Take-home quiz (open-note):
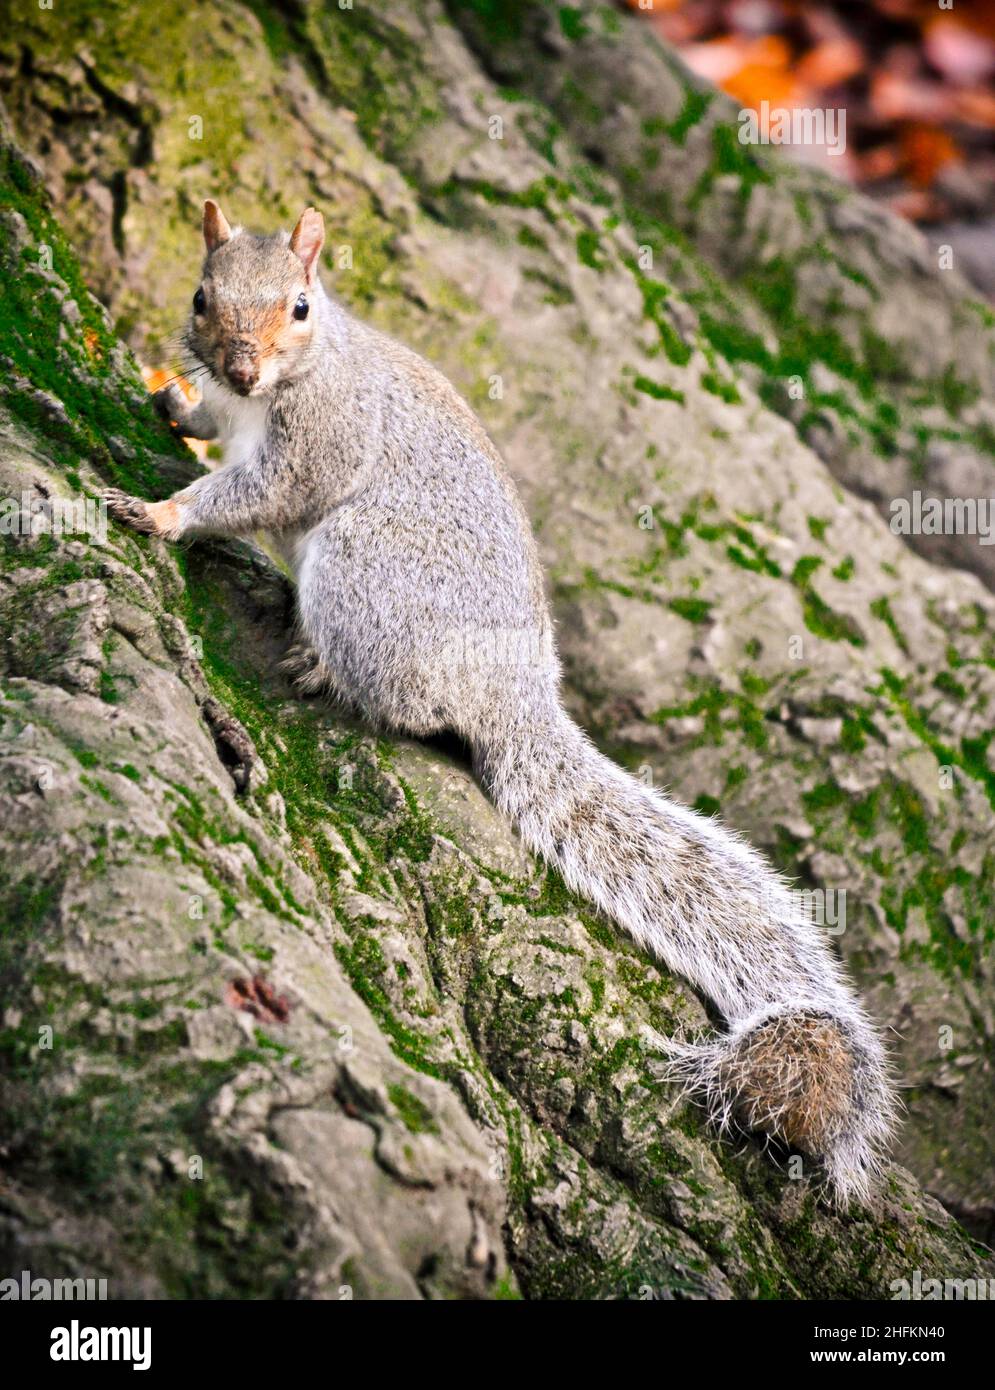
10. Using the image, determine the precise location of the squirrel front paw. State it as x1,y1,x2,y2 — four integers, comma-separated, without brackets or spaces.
152,383,218,442
103,487,156,534
153,383,192,434
103,488,182,539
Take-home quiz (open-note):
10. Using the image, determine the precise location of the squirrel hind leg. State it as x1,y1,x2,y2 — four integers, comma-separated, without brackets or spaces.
664,1007,897,1206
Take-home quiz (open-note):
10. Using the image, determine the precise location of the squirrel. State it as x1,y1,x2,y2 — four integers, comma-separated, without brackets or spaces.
104,201,898,1204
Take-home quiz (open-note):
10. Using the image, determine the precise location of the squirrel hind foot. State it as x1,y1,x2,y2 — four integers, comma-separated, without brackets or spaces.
280,641,335,693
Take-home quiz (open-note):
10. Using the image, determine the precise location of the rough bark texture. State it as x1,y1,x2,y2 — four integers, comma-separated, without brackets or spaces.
0,0,993,1298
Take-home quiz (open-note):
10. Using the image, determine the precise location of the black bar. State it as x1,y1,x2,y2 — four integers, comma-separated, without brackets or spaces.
0,1297,985,1376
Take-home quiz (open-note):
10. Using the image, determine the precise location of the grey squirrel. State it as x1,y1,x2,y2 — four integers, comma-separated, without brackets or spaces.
104,201,898,1203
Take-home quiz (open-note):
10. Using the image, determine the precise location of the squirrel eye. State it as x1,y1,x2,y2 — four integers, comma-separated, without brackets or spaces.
293,294,309,321
192,286,206,315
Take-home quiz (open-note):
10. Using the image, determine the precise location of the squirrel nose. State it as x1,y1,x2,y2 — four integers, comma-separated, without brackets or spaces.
224,351,259,394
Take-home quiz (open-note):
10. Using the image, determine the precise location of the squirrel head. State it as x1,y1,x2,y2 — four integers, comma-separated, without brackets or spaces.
185,200,325,397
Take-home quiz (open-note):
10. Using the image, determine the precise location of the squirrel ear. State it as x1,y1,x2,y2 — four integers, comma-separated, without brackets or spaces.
290,207,325,286
203,200,232,253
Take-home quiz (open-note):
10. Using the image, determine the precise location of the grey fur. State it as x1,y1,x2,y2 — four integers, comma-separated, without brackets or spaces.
105,210,899,1203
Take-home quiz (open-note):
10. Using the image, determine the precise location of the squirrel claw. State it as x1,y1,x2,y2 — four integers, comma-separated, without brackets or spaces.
103,487,156,535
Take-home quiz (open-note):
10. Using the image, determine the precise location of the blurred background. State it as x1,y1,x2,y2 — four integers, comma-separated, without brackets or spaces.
631,0,995,295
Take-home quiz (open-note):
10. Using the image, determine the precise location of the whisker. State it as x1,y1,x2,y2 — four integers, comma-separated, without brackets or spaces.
149,367,211,392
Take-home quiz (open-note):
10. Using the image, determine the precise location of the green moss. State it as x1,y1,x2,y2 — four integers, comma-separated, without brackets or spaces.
878,667,995,811
633,374,684,404
790,557,865,646
572,225,603,268
517,225,547,251
802,780,846,814
557,7,589,41
869,596,909,655
388,1082,441,1135
651,682,770,752
725,533,777,577
689,123,774,211
626,264,694,367
669,595,712,624
646,87,714,148
0,141,186,497
447,0,530,44
523,266,574,305
933,670,967,702
701,370,741,404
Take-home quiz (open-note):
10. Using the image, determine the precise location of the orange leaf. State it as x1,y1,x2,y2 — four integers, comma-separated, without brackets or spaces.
720,36,800,110
724,65,800,110
858,145,901,182
795,38,864,90
954,88,995,130
899,124,961,189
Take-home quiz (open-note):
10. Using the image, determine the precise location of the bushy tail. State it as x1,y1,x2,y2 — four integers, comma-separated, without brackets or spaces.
474,702,898,1204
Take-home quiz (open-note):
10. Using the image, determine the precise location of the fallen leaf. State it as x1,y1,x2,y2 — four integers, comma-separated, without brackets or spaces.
899,124,962,188
796,37,864,89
